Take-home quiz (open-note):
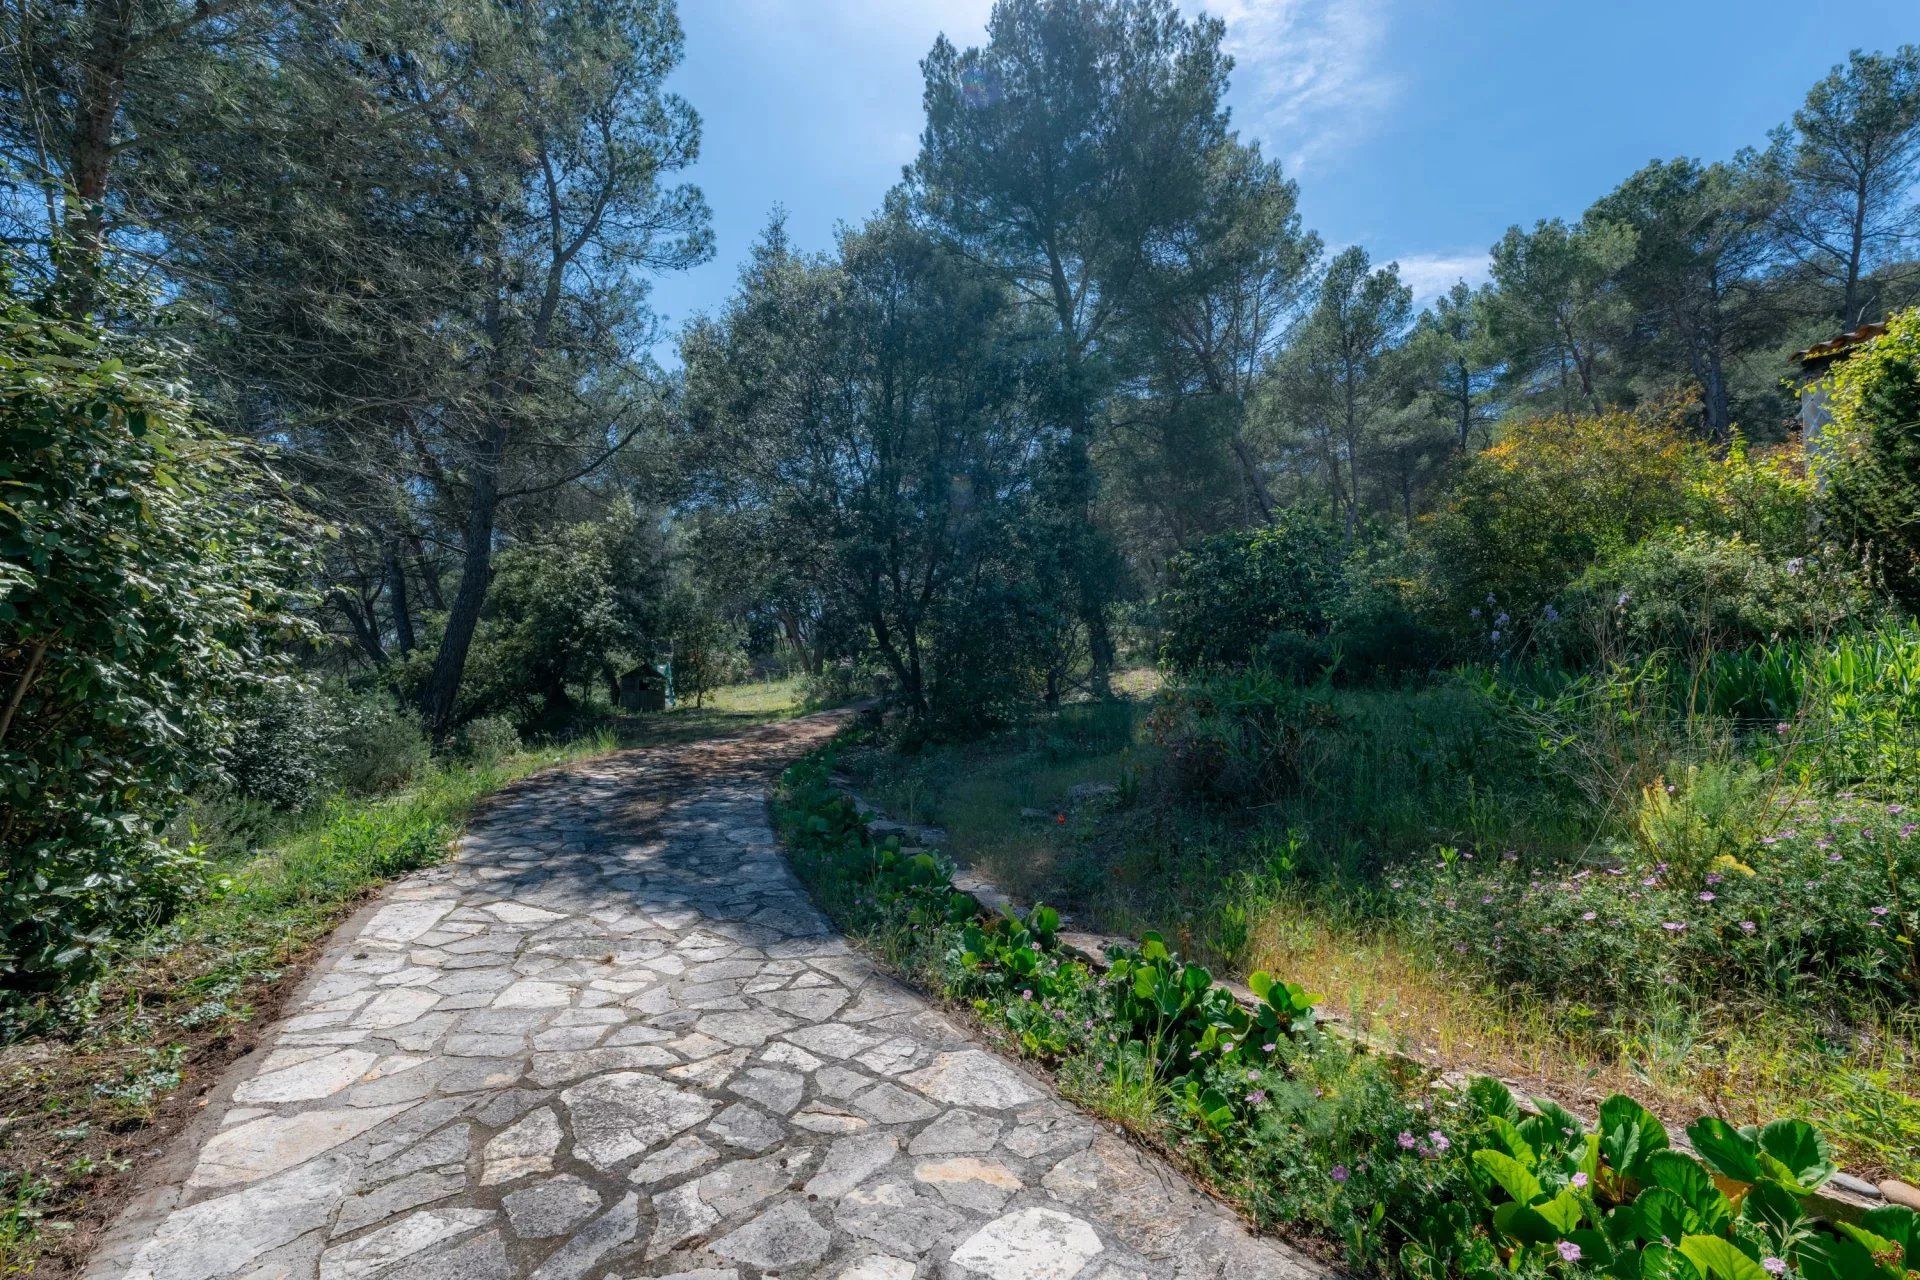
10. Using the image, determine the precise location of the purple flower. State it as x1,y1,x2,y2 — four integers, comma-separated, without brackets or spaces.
1428,1130,1451,1153
1245,1090,1267,1105
1397,1130,1418,1150
1739,920,1757,934
1262,1042,1277,1054
1663,921,1686,933
1698,891,1717,903
1904,824,1917,839
1889,804,1905,816
1762,1259,1788,1277
1572,1171,1589,1188
1559,1241,1583,1263
1775,722,1790,735
1330,1164,1349,1183
1581,911,1598,922
1871,905,1891,916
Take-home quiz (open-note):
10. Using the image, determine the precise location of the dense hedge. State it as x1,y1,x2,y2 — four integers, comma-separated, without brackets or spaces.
0,272,310,1015
777,751,1918,1280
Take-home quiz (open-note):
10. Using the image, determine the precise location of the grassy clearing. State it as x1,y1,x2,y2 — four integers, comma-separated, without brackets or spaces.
608,675,812,747
841,684,1920,1184
0,677,807,1279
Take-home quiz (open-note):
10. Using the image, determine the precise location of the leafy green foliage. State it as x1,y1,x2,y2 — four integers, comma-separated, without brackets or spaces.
0,270,310,1018
1822,307,1920,609
1557,529,1874,659
1155,512,1348,673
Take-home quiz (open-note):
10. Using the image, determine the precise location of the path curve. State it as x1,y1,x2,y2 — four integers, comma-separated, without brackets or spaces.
86,715,1327,1280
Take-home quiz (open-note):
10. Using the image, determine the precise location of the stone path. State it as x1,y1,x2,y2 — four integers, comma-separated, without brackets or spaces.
87,717,1328,1280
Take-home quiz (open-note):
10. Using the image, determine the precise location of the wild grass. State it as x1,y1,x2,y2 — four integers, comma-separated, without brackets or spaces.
842,671,1920,1183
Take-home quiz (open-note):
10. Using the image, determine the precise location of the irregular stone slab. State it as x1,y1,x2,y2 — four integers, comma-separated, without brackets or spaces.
833,1180,962,1255
336,1167,468,1235
949,1206,1106,1280
126,1155,351,1280
902,1050,1041,1110
361,900,454,944
562,1072,716,1169
709,1201,832,1271
501,1175,602,1239
628,1134,719,1186
480,1107,563,1186
390,1227,512,1280
707,1102,786,1153
804,1133,898,1199
647,1182,717,1258
726,1067,803,1114
318,1207,494,1280
231,1048,377,1105
909,1109,1003,1156
915,1156,1023,1212
190,1104,409,1190
836,1259,918,1280
526,1045,678,1087
525,1191,638,1280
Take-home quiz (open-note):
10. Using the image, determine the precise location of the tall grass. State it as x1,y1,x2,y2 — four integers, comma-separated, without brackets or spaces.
843,625,1920,1179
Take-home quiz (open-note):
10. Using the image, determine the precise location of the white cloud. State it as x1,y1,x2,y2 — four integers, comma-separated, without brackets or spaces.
1388,250,1491,307
1191,0,1396,173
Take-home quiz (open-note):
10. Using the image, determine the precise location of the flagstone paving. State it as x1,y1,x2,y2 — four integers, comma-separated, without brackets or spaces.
86,717,1328,1280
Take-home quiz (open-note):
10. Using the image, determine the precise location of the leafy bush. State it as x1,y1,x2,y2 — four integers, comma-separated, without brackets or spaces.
0,269,310,1011
1556,529,1874,659
1156,511,1348,673
1684,434,1819,557
220,679,333,812
323,689,431,795
1148,667,1341,804
461,514,639,723
1819,306,1920,609
458,715,522,763
1399,793,1919,1007
1417,409,1702,645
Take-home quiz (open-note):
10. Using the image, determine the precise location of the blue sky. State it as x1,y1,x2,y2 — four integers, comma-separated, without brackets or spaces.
646,0,1918,355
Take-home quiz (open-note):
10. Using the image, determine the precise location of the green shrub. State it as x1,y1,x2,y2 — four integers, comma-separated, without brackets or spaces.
1819,306,1920,609
1156,511,1348,673
458,715,522,764
1399,792,1920,1008
1416,409,1702,647
0,268,310,1012
1147,668,1341,804
324,690,430,795
220,679,333,812
1556,529,1873,659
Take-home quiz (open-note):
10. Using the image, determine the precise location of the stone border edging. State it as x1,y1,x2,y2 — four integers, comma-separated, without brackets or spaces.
827,778,1895,1224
